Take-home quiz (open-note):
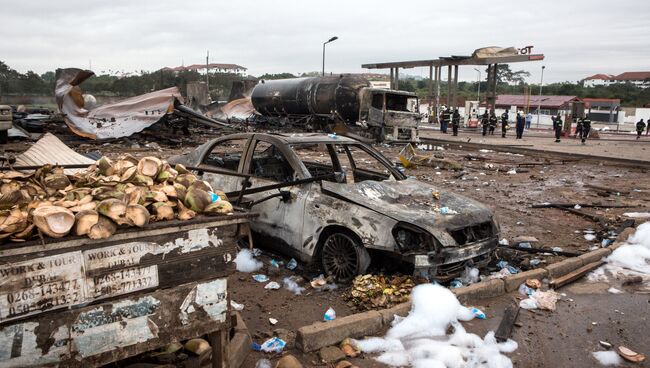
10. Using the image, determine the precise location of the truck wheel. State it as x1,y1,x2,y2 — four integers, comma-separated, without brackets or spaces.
0,130,7,144
321,232,370,282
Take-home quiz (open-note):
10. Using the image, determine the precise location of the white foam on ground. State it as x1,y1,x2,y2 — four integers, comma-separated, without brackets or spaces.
354,284,517,367
233,249,263,272
282,277,305,295
584,234,597,241
592,351,623,366
588,222,650,291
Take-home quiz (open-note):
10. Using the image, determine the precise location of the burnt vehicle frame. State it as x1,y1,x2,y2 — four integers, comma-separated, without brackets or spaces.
170,133,499,281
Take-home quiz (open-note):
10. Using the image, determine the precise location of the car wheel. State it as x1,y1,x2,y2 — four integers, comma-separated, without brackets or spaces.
321,232,370,282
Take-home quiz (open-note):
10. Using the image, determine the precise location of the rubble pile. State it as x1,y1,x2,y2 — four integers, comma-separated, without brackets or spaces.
0,155,232,242
345,274,414,311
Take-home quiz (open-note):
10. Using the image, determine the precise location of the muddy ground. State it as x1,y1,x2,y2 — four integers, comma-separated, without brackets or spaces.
4,125,650,367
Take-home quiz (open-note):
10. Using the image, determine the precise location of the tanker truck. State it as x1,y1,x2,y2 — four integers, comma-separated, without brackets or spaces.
249,75,420,142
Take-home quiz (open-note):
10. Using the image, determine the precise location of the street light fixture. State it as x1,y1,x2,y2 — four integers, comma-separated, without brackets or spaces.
536,65,545,128
322,36,338,76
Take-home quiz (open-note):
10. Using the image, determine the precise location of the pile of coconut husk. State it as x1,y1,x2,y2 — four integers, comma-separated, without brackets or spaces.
345,274,414,311
0,155,233,242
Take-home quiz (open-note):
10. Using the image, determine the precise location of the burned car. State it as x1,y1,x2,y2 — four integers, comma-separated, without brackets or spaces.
169,133,498,281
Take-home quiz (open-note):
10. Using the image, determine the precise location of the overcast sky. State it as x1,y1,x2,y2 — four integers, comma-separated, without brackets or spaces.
3,0,649,84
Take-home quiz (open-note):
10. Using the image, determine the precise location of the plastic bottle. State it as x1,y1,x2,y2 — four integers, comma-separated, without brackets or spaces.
324,307,336,321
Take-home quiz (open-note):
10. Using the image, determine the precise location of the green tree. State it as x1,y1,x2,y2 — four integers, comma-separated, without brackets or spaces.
486,64,531,85
258,73,296,80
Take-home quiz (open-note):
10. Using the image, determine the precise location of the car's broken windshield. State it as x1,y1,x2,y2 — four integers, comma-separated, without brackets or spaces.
291,143,400,183
385,94,418,113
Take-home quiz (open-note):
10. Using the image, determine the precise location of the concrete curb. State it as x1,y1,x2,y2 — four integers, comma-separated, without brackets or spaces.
295,245,618,353
228,312,252,368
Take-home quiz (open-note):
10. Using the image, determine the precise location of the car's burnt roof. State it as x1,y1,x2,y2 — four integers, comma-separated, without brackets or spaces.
233,132,359,144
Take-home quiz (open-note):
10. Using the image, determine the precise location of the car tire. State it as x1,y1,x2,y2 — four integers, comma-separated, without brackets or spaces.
320,232,370,282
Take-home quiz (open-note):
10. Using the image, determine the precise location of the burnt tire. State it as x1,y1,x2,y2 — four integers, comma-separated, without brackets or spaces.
320,232,370,282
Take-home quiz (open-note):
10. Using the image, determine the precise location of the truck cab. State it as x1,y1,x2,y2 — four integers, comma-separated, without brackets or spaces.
359,89,420,141
0,105,13,144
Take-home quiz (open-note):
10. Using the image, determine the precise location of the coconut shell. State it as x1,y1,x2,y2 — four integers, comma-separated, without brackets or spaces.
120,153,139,165
1,181,22,195
121,166,138,182
75,210,100,236
0,191,28,210
145,191,168,203
184,188,211,213
32,206,75,238
175,173,197,189
126,204,150,227
189,180,214,193
137,157,163,177
177,200,196,221
160,185,177,198
204,200,233,215
69,201,97,213
112,160,135,176
175,163,189,174
173,183,187,202
132,174,154,186
96,199,128,225
88,216,117,239
97,157,114,176
151,202,174,221
0,208,28,234
184,338,210,355
12,223,35,240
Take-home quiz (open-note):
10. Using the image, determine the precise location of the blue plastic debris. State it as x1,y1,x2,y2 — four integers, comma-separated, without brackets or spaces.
471,307,486,319
253,274,269,282
286,258,297,270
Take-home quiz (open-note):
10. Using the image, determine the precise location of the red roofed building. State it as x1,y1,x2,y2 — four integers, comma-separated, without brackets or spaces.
583,74,614,87
583,71,650,88
495,95,581,115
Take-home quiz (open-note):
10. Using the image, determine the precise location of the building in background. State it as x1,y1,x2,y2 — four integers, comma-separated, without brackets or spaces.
583,71,650,88
494,95,580,116
583,98,620,123
163,63,247,76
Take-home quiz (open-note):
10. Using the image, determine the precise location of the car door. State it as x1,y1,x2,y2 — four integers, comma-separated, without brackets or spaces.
196,137,251,195
242,137,311,256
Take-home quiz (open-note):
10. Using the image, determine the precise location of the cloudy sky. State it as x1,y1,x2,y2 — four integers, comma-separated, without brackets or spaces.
3,0,649,83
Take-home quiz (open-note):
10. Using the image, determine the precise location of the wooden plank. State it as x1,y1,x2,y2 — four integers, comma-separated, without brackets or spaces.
209,329,228,368
550,261,605,289
495,303,520,342
0,223,240,324
0,278,229,367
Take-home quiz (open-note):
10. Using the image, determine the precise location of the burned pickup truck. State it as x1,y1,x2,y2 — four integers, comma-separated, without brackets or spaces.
170,133,498,281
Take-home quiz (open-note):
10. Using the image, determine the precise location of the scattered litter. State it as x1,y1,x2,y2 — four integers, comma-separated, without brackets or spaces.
622,212,650,219
525,279,542,289
608,287,623,294
270,259,281,268
479,149,494,153
324,307,337,321
516,221,524,226
530,259,542,267
518,283,535,297
499,238,509,246
450,280,463,288
585,234,597,241
574,204,582,209
234,249,263,273
283,277,305,295
599,341,613,349
269,318,278,325
310,274,327,288
286,258,298,270
264,281,281,290
520,290,560,311
346,274,413,310
519,298,538,310
251,342,262,351
340,338,361,358
460,267,480,285
552,247,563,252
470,307,486,319
255,358,272,368
230,300,244,311
260,337,286,353
253,274,269,283
507,169,517,175
519,242,532,248
252,248,262,256
617,346,646,363
353,284,518,367
437,206,458,215
592,351,623,366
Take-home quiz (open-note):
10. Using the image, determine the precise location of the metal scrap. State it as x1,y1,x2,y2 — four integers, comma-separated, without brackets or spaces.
345,274,414,311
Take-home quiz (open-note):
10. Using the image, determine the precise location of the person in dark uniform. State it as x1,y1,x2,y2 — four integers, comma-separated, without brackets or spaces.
443,108,452,134
574,116,583,140
500,110,509,138
451,109,461,136
481,111,489,136
553,114,563,142
637,119,647,139
515,112,525,139
488,112,498,135
580,114,591,144
439,109,445,132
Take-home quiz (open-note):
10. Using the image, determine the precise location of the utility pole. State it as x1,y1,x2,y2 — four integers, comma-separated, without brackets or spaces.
322,36,338,76
536,65,545,128
473,68,481,106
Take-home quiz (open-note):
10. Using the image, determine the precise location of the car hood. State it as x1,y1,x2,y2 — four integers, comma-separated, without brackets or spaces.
320,178,494,233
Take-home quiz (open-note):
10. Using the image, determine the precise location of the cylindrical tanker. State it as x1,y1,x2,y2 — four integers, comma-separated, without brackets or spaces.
250,75,371,124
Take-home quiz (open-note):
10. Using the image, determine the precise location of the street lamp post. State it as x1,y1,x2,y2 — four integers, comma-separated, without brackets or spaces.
536,65,545,128
473,68,481,107
322,36,338,76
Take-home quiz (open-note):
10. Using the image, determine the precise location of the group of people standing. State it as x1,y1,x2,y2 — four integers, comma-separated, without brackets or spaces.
477,109,532,139
438,108,462,136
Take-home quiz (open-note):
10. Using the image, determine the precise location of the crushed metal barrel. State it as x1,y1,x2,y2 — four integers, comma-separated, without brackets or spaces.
345,274,414,311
